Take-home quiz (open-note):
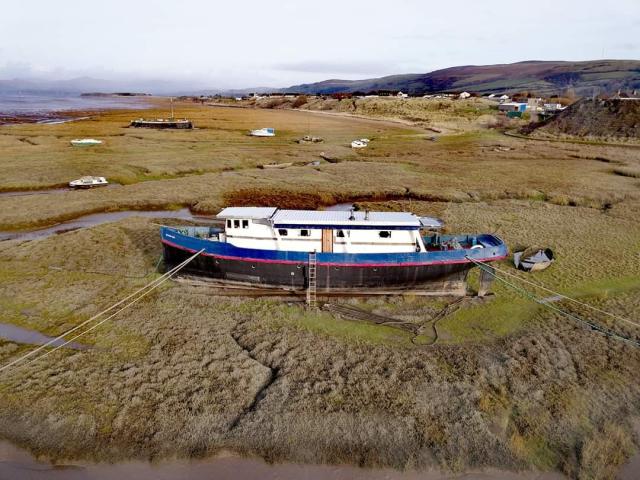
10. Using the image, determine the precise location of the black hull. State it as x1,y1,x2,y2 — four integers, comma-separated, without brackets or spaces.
163,244,471,292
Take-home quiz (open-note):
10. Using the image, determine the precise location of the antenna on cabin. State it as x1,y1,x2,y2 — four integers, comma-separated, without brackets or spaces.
364,209,370,220
349,208,355,221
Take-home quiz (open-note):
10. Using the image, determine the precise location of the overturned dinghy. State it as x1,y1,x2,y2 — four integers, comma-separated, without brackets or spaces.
514,247,554,272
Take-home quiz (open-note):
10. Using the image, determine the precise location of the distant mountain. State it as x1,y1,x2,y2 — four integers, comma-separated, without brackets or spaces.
283,60,640,96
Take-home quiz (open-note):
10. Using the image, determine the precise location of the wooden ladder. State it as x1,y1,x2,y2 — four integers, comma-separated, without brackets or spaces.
307,251,317,309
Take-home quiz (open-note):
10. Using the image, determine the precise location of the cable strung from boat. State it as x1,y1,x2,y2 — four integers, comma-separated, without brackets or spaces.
466,256,640,348
0,249,204,375
472,259,639,328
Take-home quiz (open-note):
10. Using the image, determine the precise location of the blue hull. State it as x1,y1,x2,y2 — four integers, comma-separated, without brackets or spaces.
161,227,508,290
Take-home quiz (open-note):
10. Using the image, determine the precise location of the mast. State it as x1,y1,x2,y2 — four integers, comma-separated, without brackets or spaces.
170,97,174,120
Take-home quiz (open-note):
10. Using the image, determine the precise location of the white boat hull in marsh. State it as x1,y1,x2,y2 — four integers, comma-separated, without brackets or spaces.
69,176,109,188
70,138,102,146
250,128,275,137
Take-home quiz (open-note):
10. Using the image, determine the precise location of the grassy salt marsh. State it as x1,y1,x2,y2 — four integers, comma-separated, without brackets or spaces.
0,100,639,479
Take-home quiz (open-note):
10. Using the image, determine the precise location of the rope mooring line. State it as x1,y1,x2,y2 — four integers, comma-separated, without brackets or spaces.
471,257,639,328
0,249,204,375
467,256,640,348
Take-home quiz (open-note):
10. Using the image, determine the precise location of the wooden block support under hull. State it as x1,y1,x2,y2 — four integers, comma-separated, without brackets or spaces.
174,275,468,297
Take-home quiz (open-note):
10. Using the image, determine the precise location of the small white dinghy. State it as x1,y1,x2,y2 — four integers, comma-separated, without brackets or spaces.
69,176,109,189
351,138,370,148
250,128,275,137
70,138,103,146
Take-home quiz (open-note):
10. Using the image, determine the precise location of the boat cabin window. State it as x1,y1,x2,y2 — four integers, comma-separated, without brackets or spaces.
300,229,310,237
226,219,232,228
233,220,240,228
379,231,391,238
242,220,249,229
278,229,288,236
336,230,345,238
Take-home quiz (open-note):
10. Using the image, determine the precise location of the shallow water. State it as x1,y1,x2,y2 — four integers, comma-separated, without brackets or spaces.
0,323,87,350
0,441,568,480
0,208,218,242
0,184,120,199
0,93,150,117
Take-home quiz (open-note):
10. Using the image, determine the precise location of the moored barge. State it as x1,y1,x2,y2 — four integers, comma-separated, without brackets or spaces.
161,207,508,293
130,118,193,129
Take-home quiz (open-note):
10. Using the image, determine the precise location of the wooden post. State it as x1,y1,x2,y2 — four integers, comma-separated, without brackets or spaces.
478,265,495,297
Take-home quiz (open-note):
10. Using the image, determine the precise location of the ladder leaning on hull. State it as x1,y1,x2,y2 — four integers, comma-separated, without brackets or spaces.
307,251,317,308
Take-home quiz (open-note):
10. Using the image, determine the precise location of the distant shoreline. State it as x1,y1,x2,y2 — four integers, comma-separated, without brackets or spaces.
0,92,154,125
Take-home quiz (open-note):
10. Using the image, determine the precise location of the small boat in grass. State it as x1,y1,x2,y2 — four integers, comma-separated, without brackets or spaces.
130,97,193,129
161,207,508,292
260,162,293,169
351,139,369,148
250,128,275,137
69,176,109,188
70,138,102,146
130,118,193,129
514,247,554,272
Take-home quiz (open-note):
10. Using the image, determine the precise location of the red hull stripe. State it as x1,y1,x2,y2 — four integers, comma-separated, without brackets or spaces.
162,239,507,267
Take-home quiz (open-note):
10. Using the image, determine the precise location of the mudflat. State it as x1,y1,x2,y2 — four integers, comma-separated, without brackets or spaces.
0,100,638,479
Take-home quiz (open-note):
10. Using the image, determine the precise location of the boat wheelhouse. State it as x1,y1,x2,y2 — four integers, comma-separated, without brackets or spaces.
161,207,508,293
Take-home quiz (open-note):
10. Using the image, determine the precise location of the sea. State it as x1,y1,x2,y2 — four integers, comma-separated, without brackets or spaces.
0,92,151,122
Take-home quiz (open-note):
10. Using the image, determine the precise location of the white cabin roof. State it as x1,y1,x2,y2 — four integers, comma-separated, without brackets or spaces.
216,207,442,229
273,210,421,227
217,207,277,219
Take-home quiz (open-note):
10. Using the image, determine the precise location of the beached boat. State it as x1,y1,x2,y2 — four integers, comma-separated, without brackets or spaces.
161,207,508,292
70,138,102,146
250,128,275,137
260,162,293,169
351,139,369,148
514,247,554,272
69,176,109,188
130,118,193,129
129,97,193,129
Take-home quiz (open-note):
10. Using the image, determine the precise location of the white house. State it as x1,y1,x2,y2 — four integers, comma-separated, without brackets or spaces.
459,91,471,99
397,91,409,99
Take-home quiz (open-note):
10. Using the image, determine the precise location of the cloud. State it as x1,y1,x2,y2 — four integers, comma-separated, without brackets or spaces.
271,60,400,76
616,42,639,51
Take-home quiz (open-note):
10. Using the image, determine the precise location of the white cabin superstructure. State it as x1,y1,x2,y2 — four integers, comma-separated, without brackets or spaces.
216,207,442,254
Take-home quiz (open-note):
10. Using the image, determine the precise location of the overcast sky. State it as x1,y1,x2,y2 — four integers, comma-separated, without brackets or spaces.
1,0,639,89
